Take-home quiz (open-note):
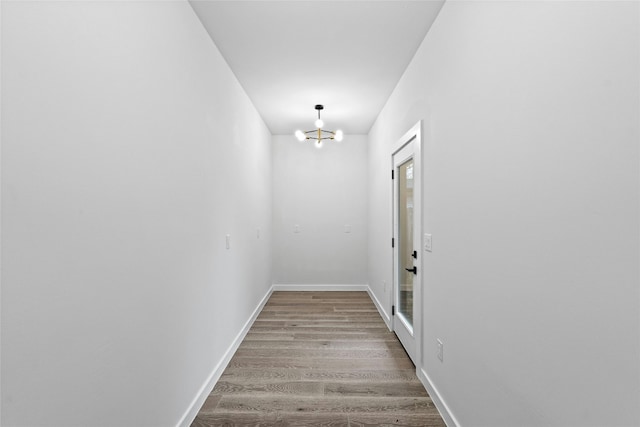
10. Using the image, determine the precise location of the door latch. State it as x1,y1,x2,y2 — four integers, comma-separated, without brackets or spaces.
404,266,417,275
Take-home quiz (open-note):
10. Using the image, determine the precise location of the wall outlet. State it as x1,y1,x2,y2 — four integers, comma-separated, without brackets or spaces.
294,224,300,233
257,228,260,239
344,224,352,233
437,339,444,362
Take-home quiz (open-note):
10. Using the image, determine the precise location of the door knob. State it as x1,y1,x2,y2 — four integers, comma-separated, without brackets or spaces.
404,266,417,275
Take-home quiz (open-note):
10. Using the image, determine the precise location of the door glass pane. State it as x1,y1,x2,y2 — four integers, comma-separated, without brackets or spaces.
398,159,414,327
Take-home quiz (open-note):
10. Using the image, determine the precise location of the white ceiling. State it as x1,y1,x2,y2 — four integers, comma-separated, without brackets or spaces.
189,0,445,135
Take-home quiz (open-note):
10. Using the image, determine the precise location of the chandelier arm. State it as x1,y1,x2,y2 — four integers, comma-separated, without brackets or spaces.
303,129,335,135
303,136,335,141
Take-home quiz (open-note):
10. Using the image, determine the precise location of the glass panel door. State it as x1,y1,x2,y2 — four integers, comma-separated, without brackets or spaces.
392,123,421,366
397,158,414,329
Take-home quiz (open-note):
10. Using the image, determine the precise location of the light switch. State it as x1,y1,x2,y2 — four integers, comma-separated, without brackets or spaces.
226,234,231,249
424,233,432,252
294,224,300,233
344,224,352,233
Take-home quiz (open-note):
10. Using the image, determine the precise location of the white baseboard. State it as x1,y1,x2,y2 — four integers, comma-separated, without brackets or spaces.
418,367,460,427
272,284,369,291
367,286,392,331
176,286,274,427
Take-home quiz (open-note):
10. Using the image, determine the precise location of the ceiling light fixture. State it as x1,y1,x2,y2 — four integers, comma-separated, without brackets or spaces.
295,105,343,148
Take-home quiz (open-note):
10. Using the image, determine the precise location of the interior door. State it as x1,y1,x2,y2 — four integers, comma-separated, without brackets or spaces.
393,139,418,364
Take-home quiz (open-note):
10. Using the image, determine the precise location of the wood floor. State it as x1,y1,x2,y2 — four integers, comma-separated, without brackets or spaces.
191,291,445,426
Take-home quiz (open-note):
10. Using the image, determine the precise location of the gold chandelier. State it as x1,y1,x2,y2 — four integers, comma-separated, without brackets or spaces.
295,104,343,148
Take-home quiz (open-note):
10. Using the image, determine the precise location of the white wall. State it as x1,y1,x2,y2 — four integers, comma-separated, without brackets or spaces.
273,135,368,286
368,1,639,426
1,1,272,426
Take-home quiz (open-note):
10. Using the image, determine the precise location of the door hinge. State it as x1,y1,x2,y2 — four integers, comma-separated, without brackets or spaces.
391,170,394,179
392,238,395,248
392,305,395,316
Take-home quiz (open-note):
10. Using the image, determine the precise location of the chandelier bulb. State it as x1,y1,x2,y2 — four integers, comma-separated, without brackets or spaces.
315,119,324,129
295,130,306,141
334,130,344,142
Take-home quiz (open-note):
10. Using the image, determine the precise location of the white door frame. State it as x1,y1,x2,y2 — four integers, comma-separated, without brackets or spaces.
391,121,422,368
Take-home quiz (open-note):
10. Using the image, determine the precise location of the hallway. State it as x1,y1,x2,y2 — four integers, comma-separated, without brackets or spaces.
191,292,445,426
1,1,638,426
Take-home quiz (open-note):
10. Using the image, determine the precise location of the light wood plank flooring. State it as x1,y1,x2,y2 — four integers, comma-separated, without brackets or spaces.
191,291,445,426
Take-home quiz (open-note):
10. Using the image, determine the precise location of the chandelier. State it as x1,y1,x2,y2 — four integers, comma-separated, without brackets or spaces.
295,104,343,148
